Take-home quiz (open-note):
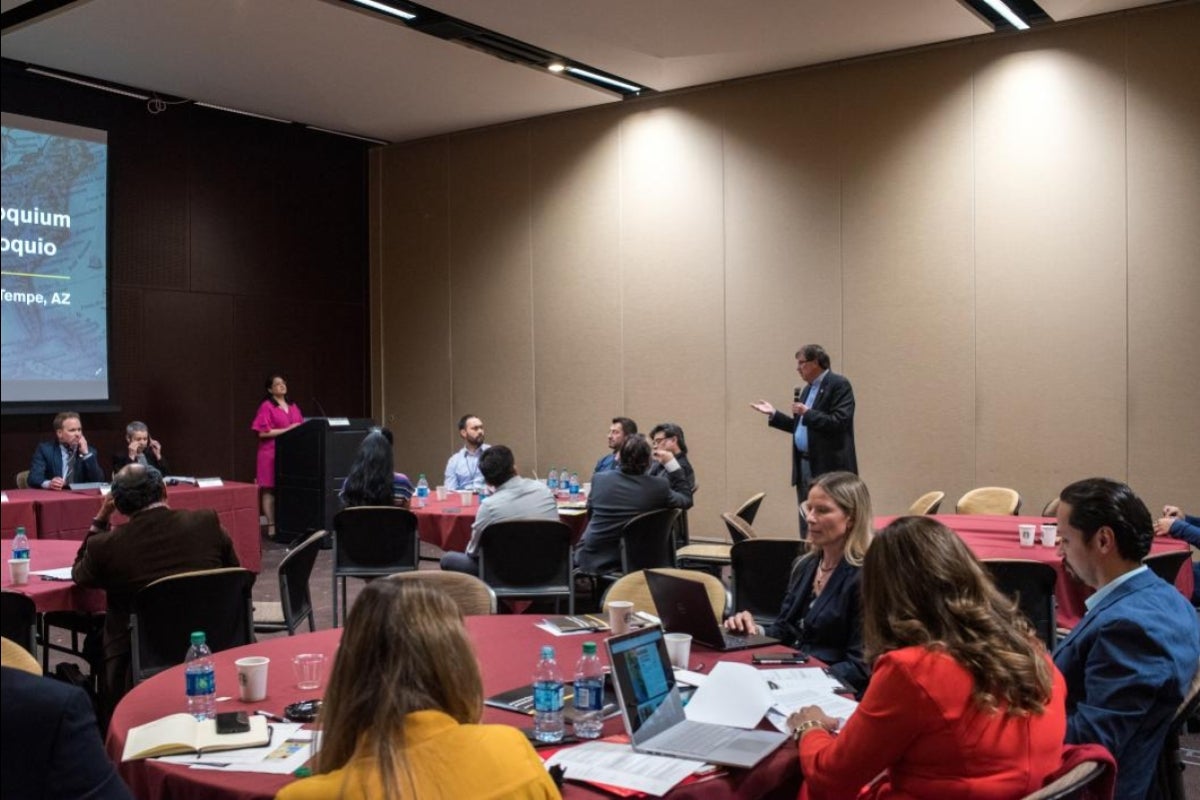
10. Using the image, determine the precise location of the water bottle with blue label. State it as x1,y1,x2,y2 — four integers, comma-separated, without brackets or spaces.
11,526,30,561
416,474,429,507
533,645,565,742
184,631,216,720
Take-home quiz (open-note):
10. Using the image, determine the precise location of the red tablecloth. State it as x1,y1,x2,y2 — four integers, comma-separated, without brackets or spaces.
107,617,800,800
6,483,262,573
0,539,105,614
875,514,1194,629
1,493,39,539
412,495,589,552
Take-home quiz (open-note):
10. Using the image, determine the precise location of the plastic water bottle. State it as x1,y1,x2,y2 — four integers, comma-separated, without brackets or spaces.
557,467,570,497
547,467,559,492
568,472,581,499
533,645,565,743
185,631,216,720
416,474,429,508
11,527,30,560
573,641,605,739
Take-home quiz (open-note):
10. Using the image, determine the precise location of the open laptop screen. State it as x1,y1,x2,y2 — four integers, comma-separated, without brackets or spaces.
607,627,688,743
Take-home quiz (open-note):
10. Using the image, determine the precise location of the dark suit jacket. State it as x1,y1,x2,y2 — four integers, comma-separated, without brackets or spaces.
767,370,857,485
575,468,693,573
0,666,133,800
28,441,105,488
111,450,169,477
648,453,696,507
71,506,239,705
1053,568,1200,800
767,555,868,693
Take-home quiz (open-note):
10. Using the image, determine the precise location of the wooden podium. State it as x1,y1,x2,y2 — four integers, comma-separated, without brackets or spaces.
274,418,374,544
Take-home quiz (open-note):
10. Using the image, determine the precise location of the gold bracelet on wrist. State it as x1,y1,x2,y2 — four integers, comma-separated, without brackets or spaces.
792,719,824,739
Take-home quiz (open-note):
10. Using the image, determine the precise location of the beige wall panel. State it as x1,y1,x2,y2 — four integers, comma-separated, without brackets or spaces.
619,96,727,537
840,48,978,516
528,111,624,479
974,21,1128,510
446,125,538,471
718,73,842,539
376,140,455,481
1126,4,1200,510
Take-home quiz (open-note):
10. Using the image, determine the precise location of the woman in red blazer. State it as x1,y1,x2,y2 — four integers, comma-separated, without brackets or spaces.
789,516,1067,800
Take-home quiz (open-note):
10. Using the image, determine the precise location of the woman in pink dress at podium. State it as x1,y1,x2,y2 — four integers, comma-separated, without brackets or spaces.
250,373,302,538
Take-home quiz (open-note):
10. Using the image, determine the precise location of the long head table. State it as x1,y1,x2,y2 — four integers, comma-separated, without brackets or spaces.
875,513,1193,629
1,483,262,573
107,616,801,800
411,495,589,553
0,538,105,614
1,494,39,539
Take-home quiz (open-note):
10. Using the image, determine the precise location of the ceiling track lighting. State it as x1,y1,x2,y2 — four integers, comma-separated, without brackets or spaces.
959,0,1051,32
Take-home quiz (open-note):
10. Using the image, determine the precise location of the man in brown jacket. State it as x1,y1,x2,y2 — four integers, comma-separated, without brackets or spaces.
72,464,239,714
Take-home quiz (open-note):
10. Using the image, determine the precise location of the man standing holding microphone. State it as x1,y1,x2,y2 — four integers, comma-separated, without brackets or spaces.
751,344,858,537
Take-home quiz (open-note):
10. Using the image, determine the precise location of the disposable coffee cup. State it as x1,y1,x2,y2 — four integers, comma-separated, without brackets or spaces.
1018,524,1037,548
236,656,270,702
664,633,693,670
435,486,448,502
608,601,634,635
459,491,474,507
293,653,325,690
1040,524,1058,548
8,558,30,586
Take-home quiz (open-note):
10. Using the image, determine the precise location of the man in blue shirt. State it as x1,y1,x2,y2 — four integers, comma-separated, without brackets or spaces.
594,417,637,475
444,414,489,490
1053,477,1200,800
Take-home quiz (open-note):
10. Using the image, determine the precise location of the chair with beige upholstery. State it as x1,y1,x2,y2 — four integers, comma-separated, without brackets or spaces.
15,470,29,489
1021,757,1110,800
601,568,729,619
386,570,497,615
676,498,764,570
1041,497,1060,518
1,635,41,675
955,487,1022,515
906,491,945,516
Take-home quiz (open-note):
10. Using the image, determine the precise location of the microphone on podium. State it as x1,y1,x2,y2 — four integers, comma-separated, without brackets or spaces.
312,396,330,418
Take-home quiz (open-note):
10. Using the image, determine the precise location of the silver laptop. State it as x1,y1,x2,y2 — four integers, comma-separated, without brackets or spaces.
604,626,787,768
645,570,778,651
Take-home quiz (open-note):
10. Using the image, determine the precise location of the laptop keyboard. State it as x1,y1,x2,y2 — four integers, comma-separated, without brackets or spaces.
652,720,741,753
722,632,753,648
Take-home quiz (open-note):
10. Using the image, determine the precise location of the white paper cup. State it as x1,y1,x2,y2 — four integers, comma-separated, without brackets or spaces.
608,601,634,635
665,633,693,670
1018,524,1037,548
459,491,474,507
236,656,270,702
8,558,30,586
1040,524,1058,548
293,653,325,690
435,486,448,501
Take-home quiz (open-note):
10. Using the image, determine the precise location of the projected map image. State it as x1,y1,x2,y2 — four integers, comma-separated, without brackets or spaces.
1,113,108,403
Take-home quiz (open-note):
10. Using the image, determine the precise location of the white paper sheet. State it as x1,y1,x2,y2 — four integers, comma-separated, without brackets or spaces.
544,741,702,797
31,567,74,580
155,724,316,774
766,689,860,734
683,662,775,729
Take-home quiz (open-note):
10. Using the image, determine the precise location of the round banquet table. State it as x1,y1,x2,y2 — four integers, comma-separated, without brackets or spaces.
876,514,1193,629
411,494,589,553
107,616,801,800
0,538,105,614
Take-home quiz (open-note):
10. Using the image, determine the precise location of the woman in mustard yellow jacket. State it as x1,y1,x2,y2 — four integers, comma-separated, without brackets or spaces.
277,580,560,800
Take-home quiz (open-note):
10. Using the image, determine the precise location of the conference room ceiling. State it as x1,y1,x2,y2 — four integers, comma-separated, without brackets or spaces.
0,0,1173,144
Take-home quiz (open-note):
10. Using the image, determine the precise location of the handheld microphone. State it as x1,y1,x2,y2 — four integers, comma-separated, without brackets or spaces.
794,387,803,403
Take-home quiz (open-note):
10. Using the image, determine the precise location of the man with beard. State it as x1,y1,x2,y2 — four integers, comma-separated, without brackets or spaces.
444,414,489,490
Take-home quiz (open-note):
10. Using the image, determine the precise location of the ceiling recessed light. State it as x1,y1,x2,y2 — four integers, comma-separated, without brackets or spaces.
547,63,566,73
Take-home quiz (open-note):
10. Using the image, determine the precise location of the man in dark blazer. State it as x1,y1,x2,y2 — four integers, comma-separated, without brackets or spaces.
72,464,239,714
0,665,133,800
751,344,857,536
1052,477,1200,800
28,410,105,489
575,435,693,574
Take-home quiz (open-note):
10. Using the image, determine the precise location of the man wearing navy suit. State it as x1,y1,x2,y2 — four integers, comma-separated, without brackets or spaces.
751,344,857,537
28,411,105,489
1052,477,1200,800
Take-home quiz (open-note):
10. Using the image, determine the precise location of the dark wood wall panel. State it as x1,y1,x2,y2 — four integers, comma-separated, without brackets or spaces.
1,60,371,485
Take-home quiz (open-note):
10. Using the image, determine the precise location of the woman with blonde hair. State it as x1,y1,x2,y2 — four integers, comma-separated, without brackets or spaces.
725,470,873,693
277,580,560,800
789,516,1067,799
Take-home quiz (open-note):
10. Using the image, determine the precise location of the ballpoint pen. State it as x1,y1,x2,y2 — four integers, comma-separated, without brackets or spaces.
256,710,286,722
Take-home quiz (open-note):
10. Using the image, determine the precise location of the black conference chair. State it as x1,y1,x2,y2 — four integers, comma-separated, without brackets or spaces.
983,559,1058,649
676,493,766,572
1,591,38,657
1143,550,1190,587
619,508,682,575
730,539,801,628
130,567,255,684
1153,657,1200,800
478,519,574,614
332,506,420,626
1021,757,1111,800
254,529,328,635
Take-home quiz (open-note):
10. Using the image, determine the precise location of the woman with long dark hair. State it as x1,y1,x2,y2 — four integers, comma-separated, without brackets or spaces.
250,374,302,538
789,516,1066,799
277,580,560,799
